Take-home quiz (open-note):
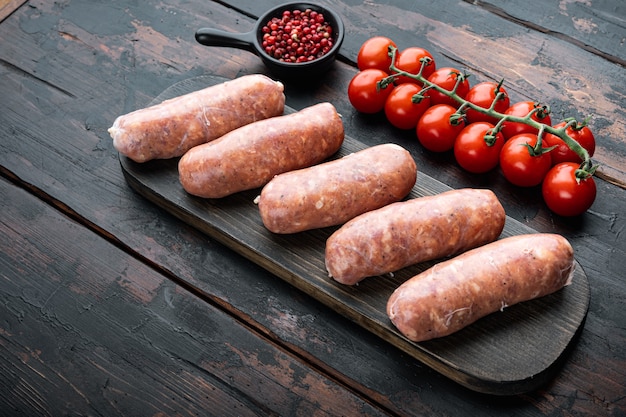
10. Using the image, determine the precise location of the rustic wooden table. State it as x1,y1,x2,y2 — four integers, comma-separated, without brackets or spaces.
1,0,624,415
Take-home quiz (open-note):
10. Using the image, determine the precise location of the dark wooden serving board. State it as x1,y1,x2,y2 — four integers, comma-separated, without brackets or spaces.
118,75,590,396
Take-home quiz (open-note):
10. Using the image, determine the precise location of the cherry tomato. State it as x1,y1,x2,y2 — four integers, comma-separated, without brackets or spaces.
357,36,397,72
499,133,552,187
426,67,470,107
543,121,596,165
394,47,436,85
542,162,596,216
384,83,431,130
453,122,504,173
464,81,510,125
500,101,552,140
416,104,466,152
348,69,394,114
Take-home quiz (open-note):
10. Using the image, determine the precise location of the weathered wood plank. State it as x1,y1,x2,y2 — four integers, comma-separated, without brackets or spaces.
0,177,388,417
468,0,626,66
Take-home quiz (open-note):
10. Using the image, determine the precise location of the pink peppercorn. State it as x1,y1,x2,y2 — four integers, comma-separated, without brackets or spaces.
261,8,334,63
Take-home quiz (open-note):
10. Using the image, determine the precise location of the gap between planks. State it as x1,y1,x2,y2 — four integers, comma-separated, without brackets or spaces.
0,0,26,23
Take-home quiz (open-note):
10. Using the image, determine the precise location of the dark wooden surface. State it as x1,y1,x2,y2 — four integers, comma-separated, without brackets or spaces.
1,0,624,415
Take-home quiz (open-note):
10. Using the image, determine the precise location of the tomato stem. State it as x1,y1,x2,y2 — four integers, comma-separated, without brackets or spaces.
383,45,597,176
483,129,499,147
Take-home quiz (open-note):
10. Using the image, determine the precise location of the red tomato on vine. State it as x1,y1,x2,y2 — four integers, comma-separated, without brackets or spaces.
499,133,552,187
453,122,504,173
348,69,394,114
384,83,431,130
416,104,466,152
542,162,596,216
394,47,436,85
426,67,470,107
500,101,552,140
464,81,510,125
357,36,397,72
543,120,596,165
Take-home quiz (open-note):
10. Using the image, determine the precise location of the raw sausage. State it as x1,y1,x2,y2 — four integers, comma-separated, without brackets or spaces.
179,102,344,198
325,188,505,285
110,74,285,163
386,233,575,342
109,74,285,162
258,143,417,234
178,102,344,198
258,144,416,234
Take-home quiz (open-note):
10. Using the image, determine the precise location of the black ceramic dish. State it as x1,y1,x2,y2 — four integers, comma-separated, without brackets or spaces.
195,2,345,79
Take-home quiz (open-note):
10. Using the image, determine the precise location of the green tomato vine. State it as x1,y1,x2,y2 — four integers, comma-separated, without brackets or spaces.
379,45,597,180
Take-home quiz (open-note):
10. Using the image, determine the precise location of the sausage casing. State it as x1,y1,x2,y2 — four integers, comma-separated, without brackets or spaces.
257,143,417,234
109,74,285,162
325,188,506,285
178,102,344,198
386,233,575,342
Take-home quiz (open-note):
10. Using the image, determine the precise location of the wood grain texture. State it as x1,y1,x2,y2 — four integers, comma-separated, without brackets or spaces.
118,74,590,396
0,177,389,417
1,0,625,415
467,0,626,66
